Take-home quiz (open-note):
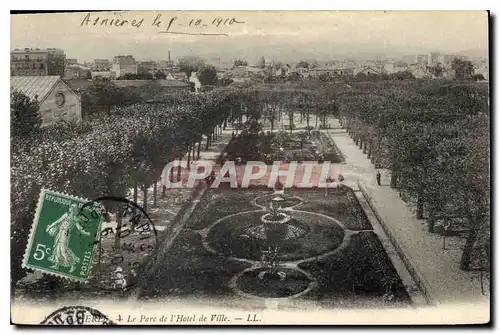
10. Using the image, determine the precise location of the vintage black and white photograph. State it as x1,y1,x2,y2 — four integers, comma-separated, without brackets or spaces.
10,10,490,325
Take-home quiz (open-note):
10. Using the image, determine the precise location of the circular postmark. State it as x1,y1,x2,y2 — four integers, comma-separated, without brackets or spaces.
78,196,158,292
41,306,116,325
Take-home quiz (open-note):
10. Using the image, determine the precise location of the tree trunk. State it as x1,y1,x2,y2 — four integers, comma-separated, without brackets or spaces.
390,171,398,188
416,191,424,219
192,143,196,161
197,141,202,159
187,145,191,169
152,182,157,207
133,182,138,204
460,227,479,270
223,119,227,130
315,114,319,128
205,135,210,150
427,210,436,233
161,184,167,198
114,209,122,250
362,141,367,154
142,185,148,213
177,155,182,181
367,141,373,158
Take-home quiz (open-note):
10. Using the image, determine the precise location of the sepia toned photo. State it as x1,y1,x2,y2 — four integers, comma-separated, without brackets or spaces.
10,10,490,325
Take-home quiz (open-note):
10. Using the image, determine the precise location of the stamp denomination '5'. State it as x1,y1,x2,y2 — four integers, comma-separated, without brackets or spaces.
22,189,103,281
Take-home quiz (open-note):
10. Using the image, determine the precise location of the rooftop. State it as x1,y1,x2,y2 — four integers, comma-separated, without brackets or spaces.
10,76,61,101
11,48,64,54
112,79,189,88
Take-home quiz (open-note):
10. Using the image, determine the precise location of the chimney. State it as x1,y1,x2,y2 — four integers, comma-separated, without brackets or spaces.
168,51,171,63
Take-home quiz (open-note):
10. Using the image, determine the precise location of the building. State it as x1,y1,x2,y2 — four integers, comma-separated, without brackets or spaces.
111,55,138,78
385,61,409,74
157,60,172,73
112,79,191,92
11,47,66,76
410,66,432,79
415,54,429,67
11,76,82,127
189,72,201,92
91,71,113,79
428,52,441,67
64,64,91,80
442,54,456,67
475,64,489,80
166,71,188,81
330,68,354,76
355,67,381,76
92,59,112,71
402,55,416,65
137,61,158,75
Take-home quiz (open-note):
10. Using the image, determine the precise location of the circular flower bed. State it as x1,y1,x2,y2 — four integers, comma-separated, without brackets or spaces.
207,211,345,261
235,267,312,298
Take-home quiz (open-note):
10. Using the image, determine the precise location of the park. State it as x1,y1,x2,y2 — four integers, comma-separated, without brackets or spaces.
11,77,489,309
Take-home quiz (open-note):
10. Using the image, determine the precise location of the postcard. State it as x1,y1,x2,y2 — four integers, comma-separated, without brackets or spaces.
10,10,490,325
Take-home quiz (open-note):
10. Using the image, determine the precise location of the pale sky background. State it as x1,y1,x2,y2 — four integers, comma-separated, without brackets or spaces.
10,11,489,64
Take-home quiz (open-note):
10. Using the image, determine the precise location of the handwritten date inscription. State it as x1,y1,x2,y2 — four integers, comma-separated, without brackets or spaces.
81,13,245,36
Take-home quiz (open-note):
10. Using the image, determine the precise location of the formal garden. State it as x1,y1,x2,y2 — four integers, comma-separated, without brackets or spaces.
11,75,489,302
139,186,411,308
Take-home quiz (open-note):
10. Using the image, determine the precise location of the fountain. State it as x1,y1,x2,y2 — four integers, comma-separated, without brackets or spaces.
243,195,308,241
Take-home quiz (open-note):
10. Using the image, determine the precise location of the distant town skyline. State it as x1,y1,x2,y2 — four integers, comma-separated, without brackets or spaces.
11,11,489,64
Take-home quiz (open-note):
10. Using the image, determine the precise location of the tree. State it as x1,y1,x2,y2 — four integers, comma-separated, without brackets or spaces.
218,77,234,86
287,72,303,81
233,59,248,67
452,58,475,80
86,78,126,116
319,73,334,82
428,62,445,78
256,57,266,69
197,65,218,86
11,90,42,137
154,71,166,79
296,61,309,69
273,61,284,70
178,56,205,77
472,73,486,81
391,70,415,80
121,73,138,80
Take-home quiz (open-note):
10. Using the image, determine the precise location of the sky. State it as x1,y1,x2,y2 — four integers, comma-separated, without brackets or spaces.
10,11,489,64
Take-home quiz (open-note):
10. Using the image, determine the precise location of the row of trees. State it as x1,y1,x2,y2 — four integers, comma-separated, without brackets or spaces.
337,80,489,270
10,88,258,285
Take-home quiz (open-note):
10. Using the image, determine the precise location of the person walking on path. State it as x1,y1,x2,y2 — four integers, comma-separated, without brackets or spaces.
376,171,381,186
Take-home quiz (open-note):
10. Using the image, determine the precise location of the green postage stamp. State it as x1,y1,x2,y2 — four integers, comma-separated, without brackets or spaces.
22,189,103,281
